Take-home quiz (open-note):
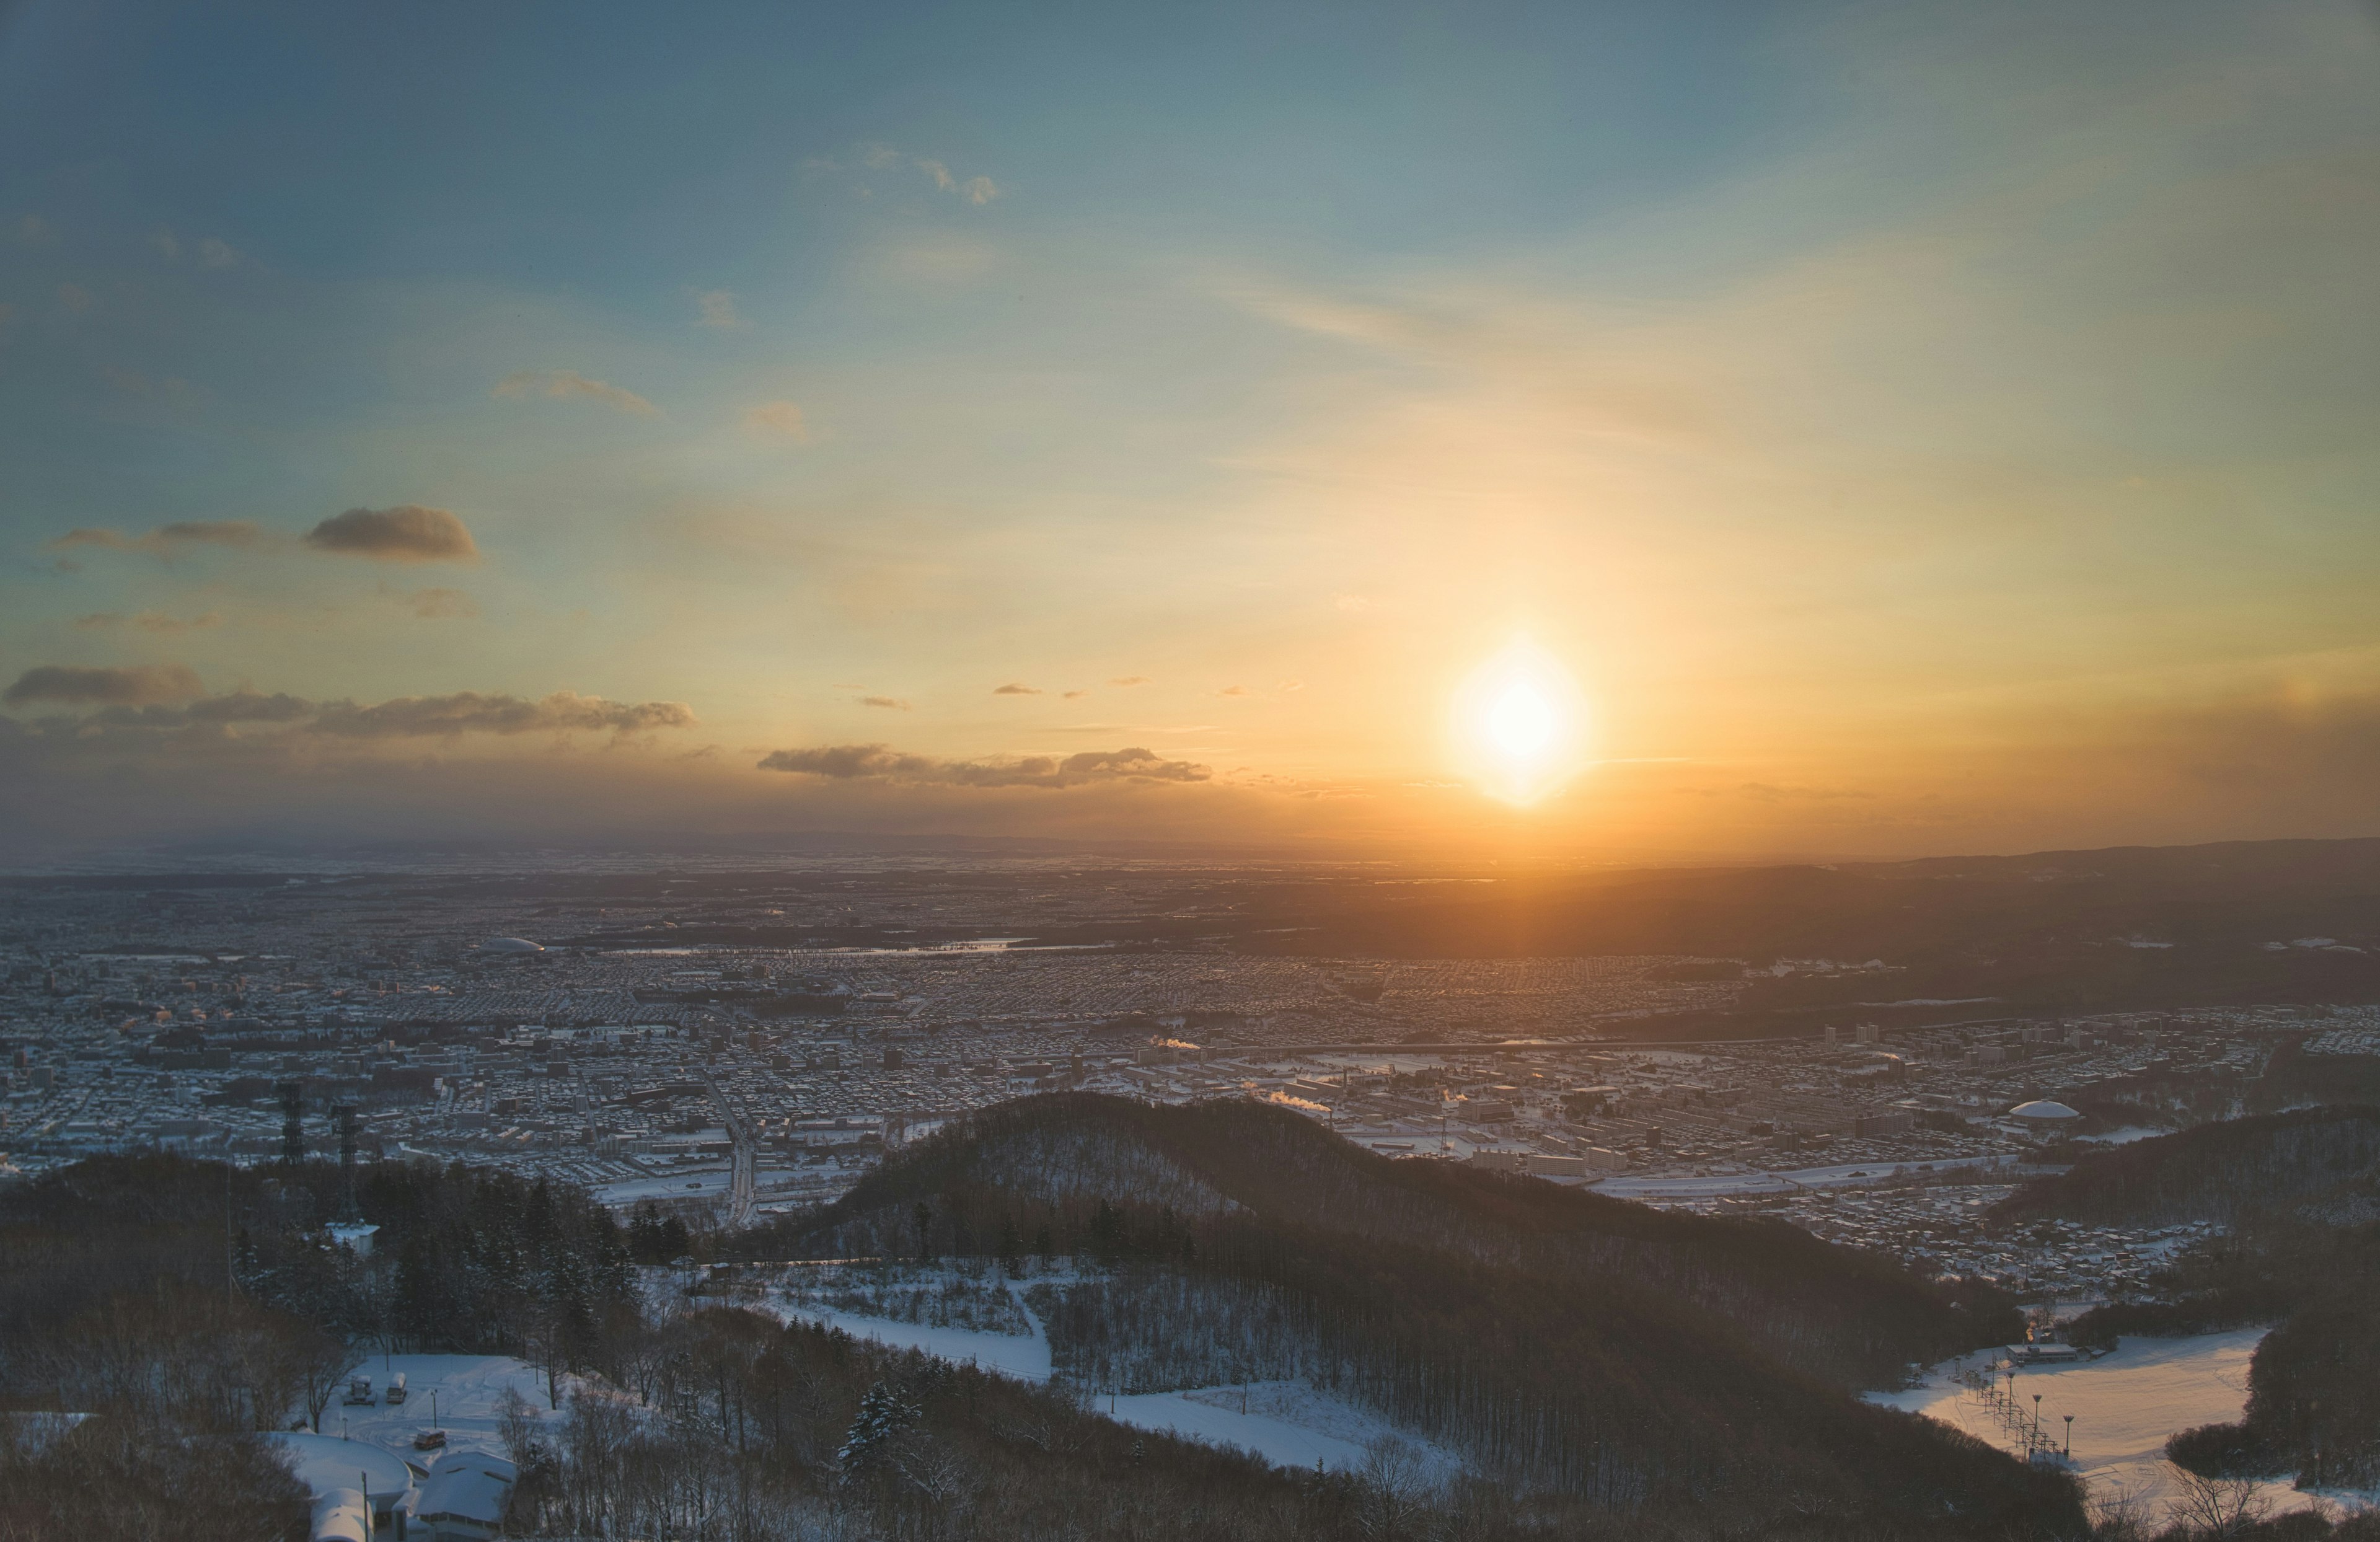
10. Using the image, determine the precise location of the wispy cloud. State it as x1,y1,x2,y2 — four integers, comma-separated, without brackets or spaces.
491,369,659,417
992,682,1041,696
835,143,1000,205
857,695,910,710
744,400,809,440
1109,676,1148,687
74,610,223,634
52,521,265,558
692,288,743,328
196,237,239,269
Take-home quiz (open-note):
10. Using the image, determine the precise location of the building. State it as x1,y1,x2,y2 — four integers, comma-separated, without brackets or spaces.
410,1450,518,1541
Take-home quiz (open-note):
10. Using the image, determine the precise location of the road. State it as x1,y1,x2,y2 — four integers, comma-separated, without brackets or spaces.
703,1072,757,1227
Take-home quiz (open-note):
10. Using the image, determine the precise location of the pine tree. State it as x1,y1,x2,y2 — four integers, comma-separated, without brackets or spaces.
836,1377,920,1483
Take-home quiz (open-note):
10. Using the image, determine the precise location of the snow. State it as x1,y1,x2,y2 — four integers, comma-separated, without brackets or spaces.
1101,1381,1461,1479
1868,1331,2343,1519
2076,1127,2165,1146
781,1302,1060,1383
302,1353,582,1466
764,1269,1459,1478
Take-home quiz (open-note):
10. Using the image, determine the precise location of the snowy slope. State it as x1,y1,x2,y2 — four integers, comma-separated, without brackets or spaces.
1867,1331,2347,1520
761,1267,1459,1476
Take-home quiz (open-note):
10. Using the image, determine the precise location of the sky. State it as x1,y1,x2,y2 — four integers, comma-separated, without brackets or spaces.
1,0,2376,862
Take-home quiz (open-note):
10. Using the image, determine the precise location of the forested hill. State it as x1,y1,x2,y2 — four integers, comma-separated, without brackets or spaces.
730,1095,2081,1534
1993,1106,2380,1228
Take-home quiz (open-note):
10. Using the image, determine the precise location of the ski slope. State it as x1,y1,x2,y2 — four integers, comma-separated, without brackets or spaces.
1868,1330,2350,1519
762,1269,1458,1477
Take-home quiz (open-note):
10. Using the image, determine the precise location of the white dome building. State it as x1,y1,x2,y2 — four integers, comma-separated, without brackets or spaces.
2008,1099,2082,1125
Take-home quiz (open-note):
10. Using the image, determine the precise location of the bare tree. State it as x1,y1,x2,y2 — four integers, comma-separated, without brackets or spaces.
2164,1468,2270,1538
1354,1435,1437,1542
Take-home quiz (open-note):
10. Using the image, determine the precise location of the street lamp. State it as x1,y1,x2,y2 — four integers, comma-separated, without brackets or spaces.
2063,1414,2073,1458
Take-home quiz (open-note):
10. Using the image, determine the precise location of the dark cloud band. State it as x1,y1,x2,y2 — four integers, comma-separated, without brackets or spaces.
758,742,1208,788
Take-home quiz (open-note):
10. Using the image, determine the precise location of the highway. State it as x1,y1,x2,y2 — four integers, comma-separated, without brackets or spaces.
702,1073,757,1228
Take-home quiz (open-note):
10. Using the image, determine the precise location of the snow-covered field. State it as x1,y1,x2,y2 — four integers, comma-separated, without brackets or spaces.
1869,1331,2354,1520
747,1267,1459,1477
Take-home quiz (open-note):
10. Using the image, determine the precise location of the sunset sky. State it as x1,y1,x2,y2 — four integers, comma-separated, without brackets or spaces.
2,0,2375,861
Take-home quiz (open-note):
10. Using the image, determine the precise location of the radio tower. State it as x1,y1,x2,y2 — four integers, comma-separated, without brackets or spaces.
335,1104,361,1222
276,1081,306,1164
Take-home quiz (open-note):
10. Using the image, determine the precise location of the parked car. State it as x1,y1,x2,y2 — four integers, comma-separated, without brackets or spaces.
343,1375,374,1406
413,1429,448,1451
386,1372,408,1405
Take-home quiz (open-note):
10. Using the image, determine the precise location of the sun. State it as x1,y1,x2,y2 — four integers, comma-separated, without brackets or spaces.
1452,640,1588,805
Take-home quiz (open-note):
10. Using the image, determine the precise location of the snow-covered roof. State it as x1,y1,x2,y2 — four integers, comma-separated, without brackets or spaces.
413,1450,517,1525
310,1488,371,1542
2008,1099,2082,1121
265,1431,415,1503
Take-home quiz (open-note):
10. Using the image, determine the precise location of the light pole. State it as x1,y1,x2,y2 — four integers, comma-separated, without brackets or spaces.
2063,1414,2073,1458
2032,1393,2042,1445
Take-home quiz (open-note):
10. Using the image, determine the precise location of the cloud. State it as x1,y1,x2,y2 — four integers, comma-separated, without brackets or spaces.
56,283,92,314
51,520,263,558
196,237,239,269
17,214,55,245
992,682,1041,695
692,288,743,328
1217,685,1249,697
74,610,222,633
307,689,694,739
744,400,809,440
150,230,179,259
304,505,480,564
491,369,658,418
836,144,997,205
1109,676,1148,687
403,587,478,619
5,684,690,743
858,695,910,710
1063,690,1087,699
3,664,205,707
757,743,1209,788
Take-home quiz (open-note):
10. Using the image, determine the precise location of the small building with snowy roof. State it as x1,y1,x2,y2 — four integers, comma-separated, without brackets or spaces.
409,1448,517,1541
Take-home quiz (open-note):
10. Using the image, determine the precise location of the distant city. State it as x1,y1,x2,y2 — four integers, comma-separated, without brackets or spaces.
9,862,2367,1311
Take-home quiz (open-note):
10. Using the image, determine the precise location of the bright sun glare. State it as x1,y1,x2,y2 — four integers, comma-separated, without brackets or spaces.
1452,641,1588,806
1486,682,1556,760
